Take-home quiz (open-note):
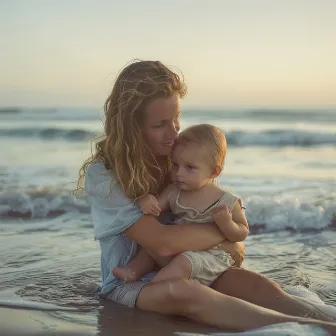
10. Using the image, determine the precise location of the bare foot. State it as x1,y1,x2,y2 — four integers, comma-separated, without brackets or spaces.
298,318,336,335
293,295,336,322
316,320,336,335
112,267,138,282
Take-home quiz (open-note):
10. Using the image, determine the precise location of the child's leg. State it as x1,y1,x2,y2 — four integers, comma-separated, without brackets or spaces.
151,254,192,283
145,250,174,269
113,248,155,281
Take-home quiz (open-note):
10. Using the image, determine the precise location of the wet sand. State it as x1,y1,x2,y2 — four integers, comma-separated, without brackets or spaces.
0,301,220,336
0,307,96,336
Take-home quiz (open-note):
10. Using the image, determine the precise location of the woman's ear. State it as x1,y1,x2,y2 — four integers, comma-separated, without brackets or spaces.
211,166,222,179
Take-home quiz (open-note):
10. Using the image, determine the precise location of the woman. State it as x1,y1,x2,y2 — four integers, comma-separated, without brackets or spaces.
79,60,336,332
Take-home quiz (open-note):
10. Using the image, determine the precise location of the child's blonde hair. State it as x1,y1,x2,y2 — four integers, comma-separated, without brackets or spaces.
177,124,227,170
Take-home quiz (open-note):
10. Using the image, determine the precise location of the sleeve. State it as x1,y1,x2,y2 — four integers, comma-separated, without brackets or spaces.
220,189,244,211
85,162,143,240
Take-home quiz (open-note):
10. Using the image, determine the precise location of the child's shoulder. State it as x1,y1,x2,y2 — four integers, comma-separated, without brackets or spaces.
217,186,245,210
222,187,239,197
209,183,237,195
211,184,242,203
211,182,238,195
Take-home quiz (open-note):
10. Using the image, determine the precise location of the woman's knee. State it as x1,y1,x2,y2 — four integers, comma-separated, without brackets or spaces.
166,278,214,315
136,278,201,314
166,278,198,304
247,270,283,295
213,267,283,298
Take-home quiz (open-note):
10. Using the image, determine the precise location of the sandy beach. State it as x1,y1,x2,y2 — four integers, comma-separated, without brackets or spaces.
0,307,96,336
0,302,221,336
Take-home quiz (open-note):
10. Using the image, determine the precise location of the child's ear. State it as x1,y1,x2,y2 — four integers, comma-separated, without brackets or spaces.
211,167,222,179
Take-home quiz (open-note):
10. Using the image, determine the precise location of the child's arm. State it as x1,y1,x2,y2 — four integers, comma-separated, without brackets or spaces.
213,201,249,242
137,183,176,216
138,194,161,216
157,183,176,212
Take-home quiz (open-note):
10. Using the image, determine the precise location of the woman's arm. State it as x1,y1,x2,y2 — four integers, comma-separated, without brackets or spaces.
215,241,246,267
124,215,225,257
86,163,244,262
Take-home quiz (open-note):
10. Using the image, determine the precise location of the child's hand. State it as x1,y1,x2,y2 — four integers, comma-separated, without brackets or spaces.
212,205,232,225
138,194,161,216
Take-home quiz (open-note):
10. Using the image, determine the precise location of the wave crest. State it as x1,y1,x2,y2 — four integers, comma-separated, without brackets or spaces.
0,127,96,141
1,188,335,234
1,127,336,147
0,188,89,219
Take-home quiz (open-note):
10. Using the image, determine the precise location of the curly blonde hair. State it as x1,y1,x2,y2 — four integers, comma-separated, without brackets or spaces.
76,60,187,200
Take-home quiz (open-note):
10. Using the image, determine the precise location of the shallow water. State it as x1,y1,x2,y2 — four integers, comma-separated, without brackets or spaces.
0,107,335,335
1,223,335,334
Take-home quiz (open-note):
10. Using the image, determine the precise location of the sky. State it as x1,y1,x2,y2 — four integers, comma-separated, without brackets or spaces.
1,0,336,108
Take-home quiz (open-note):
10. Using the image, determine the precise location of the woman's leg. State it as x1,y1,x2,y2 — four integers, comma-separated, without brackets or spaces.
136,278,336,332
212,267,335,321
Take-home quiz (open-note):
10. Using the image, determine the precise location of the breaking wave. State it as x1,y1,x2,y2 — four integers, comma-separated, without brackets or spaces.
1,127,336,147
1,187,335,234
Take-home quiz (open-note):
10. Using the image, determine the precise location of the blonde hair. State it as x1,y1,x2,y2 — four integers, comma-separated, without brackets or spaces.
177,124,227,170
76,60,186,201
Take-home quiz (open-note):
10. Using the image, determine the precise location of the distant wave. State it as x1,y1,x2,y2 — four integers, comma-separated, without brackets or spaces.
225,129,336,147
2,107,336,123
0,127,96,141
0,188,335,233
1,127,336,147
0,107,101,121
185,108,336,123
249,108,336,123
0,107,22,114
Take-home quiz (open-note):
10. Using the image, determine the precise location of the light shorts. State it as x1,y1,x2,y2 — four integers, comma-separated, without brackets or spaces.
106,250,233,308
182,249,234,286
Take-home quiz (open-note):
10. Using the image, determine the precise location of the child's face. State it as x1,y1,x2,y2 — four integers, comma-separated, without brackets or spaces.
170,143,216,191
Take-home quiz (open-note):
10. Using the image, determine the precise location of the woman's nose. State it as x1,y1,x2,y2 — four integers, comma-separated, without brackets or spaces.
169,123,179,139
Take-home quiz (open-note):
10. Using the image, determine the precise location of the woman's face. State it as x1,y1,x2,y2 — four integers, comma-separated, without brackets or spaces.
143,94,180,156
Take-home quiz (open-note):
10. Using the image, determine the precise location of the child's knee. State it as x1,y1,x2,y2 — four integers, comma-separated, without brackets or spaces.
172,254,192,272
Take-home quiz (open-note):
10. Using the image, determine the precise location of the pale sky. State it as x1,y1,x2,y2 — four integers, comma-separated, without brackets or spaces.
1,0,336,108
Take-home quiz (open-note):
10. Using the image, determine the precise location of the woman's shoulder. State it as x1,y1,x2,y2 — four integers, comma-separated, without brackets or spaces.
86,161,109,177
85,162,138,211
85,162,143,239
85,161,117,195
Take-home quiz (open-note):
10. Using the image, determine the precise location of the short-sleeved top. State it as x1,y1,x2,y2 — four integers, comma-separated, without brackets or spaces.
168,187,241,225
85,162,146,296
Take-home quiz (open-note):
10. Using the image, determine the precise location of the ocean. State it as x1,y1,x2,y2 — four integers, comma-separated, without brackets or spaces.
0,107,335,335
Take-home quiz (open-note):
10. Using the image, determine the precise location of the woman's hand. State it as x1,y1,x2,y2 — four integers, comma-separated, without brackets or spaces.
213,241,246,267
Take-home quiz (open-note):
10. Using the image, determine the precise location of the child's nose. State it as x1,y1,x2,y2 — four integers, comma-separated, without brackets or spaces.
176,168,183,177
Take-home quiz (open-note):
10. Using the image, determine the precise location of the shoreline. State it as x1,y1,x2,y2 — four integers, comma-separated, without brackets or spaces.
0,307,96,336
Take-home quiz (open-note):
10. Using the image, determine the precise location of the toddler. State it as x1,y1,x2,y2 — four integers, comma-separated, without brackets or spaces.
113,124,248,286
